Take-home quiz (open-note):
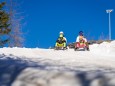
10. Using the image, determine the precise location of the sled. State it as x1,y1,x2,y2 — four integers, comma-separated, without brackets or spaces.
54,43,67,50
74,42,88,51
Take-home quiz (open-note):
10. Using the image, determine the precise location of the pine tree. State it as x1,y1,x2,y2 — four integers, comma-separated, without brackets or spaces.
0,2,11,47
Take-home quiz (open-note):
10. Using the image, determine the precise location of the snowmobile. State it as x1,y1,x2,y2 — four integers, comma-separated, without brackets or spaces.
54,43,67,50
74,40,89,51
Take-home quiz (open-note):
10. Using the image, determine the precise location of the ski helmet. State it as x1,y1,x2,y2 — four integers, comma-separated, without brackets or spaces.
59,31,64,34
79,31,83,36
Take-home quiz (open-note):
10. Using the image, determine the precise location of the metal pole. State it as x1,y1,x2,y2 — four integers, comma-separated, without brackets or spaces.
109,12,111,40
106,9,113,40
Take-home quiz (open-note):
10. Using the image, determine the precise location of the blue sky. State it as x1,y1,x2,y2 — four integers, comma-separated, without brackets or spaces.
23,0,115,48
2,0,115,48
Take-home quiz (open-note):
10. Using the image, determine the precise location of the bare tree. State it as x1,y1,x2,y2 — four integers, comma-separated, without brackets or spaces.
98,32,108,41
6,0,24,47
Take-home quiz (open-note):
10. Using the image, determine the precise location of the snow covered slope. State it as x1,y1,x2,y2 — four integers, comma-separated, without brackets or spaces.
0,41,115,86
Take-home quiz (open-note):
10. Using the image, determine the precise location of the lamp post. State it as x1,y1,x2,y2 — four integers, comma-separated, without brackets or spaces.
106,9,113,40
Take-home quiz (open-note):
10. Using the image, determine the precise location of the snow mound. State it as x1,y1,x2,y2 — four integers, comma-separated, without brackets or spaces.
12,68,115,86
90,41,115,56
0,40,115,86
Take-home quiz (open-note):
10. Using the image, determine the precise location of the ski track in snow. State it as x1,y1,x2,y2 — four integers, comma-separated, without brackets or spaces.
0,41,115,86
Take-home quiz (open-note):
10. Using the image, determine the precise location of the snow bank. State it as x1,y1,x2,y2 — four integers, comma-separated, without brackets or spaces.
0,47,41,58
90,41,115,57
0,40,115,86
12,68,115,86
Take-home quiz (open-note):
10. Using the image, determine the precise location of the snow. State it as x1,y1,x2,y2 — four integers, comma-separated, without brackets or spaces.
0,41,115,86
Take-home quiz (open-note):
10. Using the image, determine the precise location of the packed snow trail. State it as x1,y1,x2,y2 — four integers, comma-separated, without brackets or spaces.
0,41,115,86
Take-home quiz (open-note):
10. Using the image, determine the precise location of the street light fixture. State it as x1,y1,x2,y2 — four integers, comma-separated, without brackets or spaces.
106,9,113,40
